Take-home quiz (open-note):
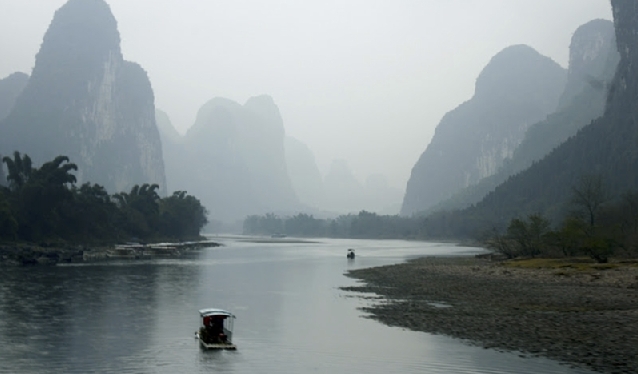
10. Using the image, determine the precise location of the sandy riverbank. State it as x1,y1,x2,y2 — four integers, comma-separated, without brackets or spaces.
342,256,638,374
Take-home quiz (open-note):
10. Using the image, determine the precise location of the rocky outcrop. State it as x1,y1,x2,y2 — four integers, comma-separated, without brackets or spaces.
401,45,566,216
430,19,619,213
0,0,166,195
284,136,325,209
0,72,28,121
558,19,619,108
607,0,638,118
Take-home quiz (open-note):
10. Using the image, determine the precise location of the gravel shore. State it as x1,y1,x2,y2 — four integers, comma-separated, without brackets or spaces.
342,256,638,374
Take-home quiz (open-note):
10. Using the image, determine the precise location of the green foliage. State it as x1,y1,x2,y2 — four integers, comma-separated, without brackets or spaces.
2,151,33,190
159,191,208,241
0,153,208,244
0,189,17,240
485,176,638,262
505,214,551,258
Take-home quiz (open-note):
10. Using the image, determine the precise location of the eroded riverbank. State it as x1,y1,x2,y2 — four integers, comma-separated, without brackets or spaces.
343,257,638,374
0,241,221,266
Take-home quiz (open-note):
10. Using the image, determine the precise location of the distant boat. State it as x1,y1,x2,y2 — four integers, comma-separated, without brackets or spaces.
196,308,237,350
347,249,355,259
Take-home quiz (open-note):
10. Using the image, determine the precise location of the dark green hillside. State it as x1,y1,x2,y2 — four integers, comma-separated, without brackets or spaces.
422,0,638,238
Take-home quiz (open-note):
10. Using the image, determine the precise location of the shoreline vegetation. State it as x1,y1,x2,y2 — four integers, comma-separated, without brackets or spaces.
343,256,638,374
1,152,210,254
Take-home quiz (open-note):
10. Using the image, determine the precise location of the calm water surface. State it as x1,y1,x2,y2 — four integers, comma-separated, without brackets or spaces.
0,238,589,373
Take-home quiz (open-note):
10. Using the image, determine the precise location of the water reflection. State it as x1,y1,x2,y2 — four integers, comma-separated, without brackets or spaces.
0,238,589,374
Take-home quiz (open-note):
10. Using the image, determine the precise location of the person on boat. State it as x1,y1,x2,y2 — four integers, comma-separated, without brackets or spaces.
208,317,226,343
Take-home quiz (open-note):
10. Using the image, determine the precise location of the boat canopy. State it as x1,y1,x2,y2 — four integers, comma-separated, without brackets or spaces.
199,308,235,318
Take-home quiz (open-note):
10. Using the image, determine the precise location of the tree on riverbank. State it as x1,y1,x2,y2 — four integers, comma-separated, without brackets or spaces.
243,210,421,239
485,175,638,262
242,173,638,261
0,153,208,244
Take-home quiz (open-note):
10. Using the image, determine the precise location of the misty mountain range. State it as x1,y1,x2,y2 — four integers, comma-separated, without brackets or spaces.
0,0,631,232
419,19,619,216
0,0,401,223
416,0,638,238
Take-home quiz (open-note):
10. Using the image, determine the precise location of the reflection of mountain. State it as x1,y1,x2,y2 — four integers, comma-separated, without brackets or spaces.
430,19,619,213
0,0,166,195
402,44,566,215
157,96,299,221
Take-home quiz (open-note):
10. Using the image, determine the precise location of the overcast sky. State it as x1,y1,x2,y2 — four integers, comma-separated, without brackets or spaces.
0,0,612,190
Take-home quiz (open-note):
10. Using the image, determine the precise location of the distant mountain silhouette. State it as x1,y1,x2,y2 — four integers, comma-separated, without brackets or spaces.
321,160,400,214
430,19,619,213
0,72,28,122
157,96,299,221
324,159,366,214
0,72,29,186
363,174,404,215
0,0,166,195
155,109,188,194
402,44,566,216
284,136,325,209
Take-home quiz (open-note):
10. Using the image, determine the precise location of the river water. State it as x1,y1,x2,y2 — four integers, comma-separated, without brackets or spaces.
0,237,589,374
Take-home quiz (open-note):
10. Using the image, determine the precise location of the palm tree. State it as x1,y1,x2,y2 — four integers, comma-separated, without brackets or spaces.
32,155,77,186
2,151,33,190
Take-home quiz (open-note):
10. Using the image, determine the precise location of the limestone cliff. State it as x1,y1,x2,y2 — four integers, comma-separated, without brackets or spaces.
0,0,166,195
431,19,618,213
558,19,619,108
401,45,566,216
182,96,299,220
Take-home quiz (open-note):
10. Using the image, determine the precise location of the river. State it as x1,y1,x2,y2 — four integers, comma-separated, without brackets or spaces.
0,237,589,373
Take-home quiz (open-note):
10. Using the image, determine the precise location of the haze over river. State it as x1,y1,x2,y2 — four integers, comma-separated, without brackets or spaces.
0,238,589,373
